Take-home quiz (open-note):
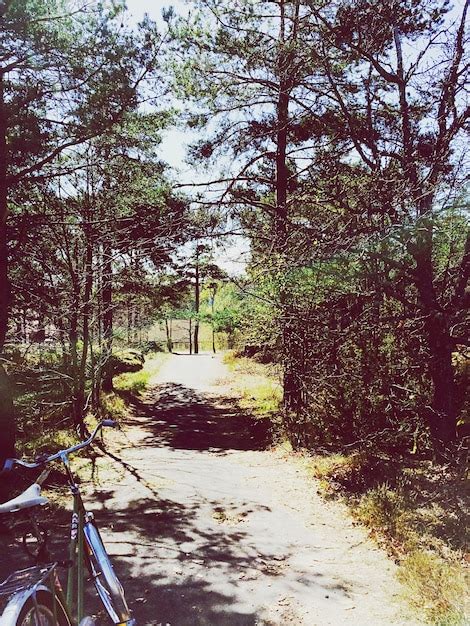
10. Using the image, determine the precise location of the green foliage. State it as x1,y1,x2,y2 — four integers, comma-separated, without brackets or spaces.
113,353,168,396
200,282,244,343
110,349,145,376
2,0,153,180
398,551,469,626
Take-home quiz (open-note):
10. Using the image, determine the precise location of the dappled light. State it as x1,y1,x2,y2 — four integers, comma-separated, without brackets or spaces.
0,0,468,624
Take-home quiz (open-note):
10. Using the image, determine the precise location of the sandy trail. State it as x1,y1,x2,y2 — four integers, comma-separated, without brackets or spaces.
85,353,419,626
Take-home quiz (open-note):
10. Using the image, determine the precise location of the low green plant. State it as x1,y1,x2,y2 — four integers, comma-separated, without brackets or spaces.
114,353,168,396
114,369,150,394
354,482,409,539
222,350,238,368
398,551,469,625
110,348,145,375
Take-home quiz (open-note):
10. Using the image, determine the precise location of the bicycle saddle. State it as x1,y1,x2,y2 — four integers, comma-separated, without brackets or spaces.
0,483,49,514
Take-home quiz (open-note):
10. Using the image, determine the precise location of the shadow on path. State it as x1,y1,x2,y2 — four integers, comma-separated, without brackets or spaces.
118,380,271,453
92,376,279,624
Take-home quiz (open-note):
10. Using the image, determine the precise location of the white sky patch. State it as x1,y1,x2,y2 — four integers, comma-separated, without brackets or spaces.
124,0,250,277
215,236,251,277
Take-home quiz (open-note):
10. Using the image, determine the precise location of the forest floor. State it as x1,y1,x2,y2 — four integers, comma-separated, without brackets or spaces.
73,352,421,626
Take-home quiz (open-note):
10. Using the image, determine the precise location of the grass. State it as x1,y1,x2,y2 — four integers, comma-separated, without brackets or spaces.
398,551,469,626
354,483,412,545
306,450,469,624
113,352,168,396
222,351,282,417
306,452,366,497
222,352,469,626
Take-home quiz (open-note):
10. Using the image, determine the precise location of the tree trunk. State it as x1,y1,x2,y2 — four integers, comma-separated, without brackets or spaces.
74,211,93,434
101,240,113,391
0,73,9,351
189,318,192,354
127,300,131,344
0,71,15,463
0,364,15,465
413,207,457,456
425,313,456,451
394,26,457,457
194,248,200,354
276,1,300,418
70,311,80,426
165,318,173,353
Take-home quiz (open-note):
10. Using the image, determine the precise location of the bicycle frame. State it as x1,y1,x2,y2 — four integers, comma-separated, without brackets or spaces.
61,452,88,624
0,420,134,626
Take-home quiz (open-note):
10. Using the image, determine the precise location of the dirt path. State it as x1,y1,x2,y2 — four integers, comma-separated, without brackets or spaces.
90,354,418,626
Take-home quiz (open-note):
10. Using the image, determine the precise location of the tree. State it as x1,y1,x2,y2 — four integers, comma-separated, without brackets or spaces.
305,0,469,453
172,0,324,392
0,0,167,459
172,0,469,456
8,130,189,434
186,243,225,353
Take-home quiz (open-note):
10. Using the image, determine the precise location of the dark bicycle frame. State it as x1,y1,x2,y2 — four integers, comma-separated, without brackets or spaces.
1,420,133,625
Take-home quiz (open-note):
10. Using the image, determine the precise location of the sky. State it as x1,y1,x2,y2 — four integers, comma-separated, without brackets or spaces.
124,0,251,275
125,0,192,172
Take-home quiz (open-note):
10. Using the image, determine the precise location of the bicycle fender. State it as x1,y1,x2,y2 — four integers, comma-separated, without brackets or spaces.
0,584,49,626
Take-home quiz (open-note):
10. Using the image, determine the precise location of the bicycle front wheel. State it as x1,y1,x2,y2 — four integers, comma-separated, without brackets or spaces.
16,590,71,626
83,521,133,625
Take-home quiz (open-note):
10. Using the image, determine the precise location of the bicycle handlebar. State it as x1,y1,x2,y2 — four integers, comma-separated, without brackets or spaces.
0,420,118,474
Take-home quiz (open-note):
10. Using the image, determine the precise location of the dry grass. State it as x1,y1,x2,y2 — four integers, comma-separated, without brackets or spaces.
307,452,365,496
306,451,469,625
222,351,282,417
398,551,469,626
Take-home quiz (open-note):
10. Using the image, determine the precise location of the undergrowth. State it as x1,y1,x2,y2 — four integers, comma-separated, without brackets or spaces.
12,353,168,476
224,352,469,626
222,351,282,417
307,452,469,625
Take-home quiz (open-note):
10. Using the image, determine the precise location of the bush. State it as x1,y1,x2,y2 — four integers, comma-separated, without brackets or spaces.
142,341,164,354
354,482,409,540
398,551,469,625
110,349,145,375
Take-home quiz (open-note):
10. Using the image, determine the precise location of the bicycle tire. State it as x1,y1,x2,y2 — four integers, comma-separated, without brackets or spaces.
83,520,132,625
16,589,71,626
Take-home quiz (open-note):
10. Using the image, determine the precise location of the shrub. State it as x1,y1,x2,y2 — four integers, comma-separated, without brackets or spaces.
354,482,410,541
110,349,145,375
398,551,469,625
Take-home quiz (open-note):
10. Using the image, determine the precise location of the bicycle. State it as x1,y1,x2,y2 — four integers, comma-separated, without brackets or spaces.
0,420,135,626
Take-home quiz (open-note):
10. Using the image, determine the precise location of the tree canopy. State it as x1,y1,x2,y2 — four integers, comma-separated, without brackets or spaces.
0,0,468,463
